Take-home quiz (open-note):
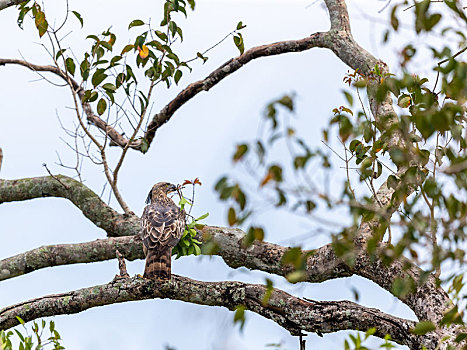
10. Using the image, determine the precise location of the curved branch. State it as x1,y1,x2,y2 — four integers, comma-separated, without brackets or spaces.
0,275,434,349
143,32,330,147
0,176,139,237
0,59,79,90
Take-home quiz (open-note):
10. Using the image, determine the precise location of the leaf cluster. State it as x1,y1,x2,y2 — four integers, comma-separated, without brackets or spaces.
1,318,63,350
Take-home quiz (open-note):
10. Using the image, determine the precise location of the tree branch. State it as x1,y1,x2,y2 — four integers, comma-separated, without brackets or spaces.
142,32,331,148
0,176,139,237
0,0,26,11
0,274,436,349
0,236,142,281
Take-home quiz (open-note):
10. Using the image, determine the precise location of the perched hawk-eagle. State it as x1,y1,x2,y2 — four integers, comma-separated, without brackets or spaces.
141,182,185,280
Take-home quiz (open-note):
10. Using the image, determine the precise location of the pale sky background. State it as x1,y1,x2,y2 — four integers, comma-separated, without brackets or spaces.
0,1,425,349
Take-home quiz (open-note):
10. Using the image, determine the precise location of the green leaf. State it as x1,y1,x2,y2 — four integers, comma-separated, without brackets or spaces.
14,329,24,342
233,305,246,331
233,34,244,54
56,49,67,60
65,57,76,76
196,52,208,63
174,69,182,84
121,44,134,55
155,30,168,42
86,34,99,41
338,115,353,142
34,10,48,38
374,64,381,77
455,333,467,343
262,278,274,306
169,21,178,37
97,98,107,116
100,41,112,51
102,83,117,92
91,69,107,87
196,212,209,221
397,94,411,108
390,5,399,30
88,91,98,102
389,148,408,167
286,270,306,283
71,11,83,27
425,13,441,31
410,321,436,335
343,90,353,106
277,95,294,111
228,207,237,226
236,21,247,30
233,144,248,162
391,277,415,298
128,19,145,29
349,139,362,152
80,58,90,80
282,247,303,268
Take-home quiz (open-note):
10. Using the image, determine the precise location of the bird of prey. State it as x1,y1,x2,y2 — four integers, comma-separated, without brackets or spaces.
141,182,185,280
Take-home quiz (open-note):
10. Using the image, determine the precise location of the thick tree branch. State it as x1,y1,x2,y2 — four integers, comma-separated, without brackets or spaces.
0,229,351,284
0,275,437,349
0,176,139,237
326,0,352,32
0,236,142,281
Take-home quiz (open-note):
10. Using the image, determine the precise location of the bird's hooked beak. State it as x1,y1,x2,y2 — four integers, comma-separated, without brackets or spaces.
168,184,177,193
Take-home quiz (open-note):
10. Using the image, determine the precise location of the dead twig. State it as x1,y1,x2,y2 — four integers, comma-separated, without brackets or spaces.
114,250,130,280
42,163,70,190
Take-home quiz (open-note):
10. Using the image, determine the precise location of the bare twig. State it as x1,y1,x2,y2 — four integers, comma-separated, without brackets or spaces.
42,163,70,190
114,250,130,280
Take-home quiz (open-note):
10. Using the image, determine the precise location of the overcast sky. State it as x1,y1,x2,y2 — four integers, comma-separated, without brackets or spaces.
0,1,417,349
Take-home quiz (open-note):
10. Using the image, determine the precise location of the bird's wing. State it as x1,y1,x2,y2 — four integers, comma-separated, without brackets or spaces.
141,204,185,250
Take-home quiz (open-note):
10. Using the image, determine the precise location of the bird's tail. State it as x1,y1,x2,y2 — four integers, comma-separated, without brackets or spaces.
143,248,172,280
